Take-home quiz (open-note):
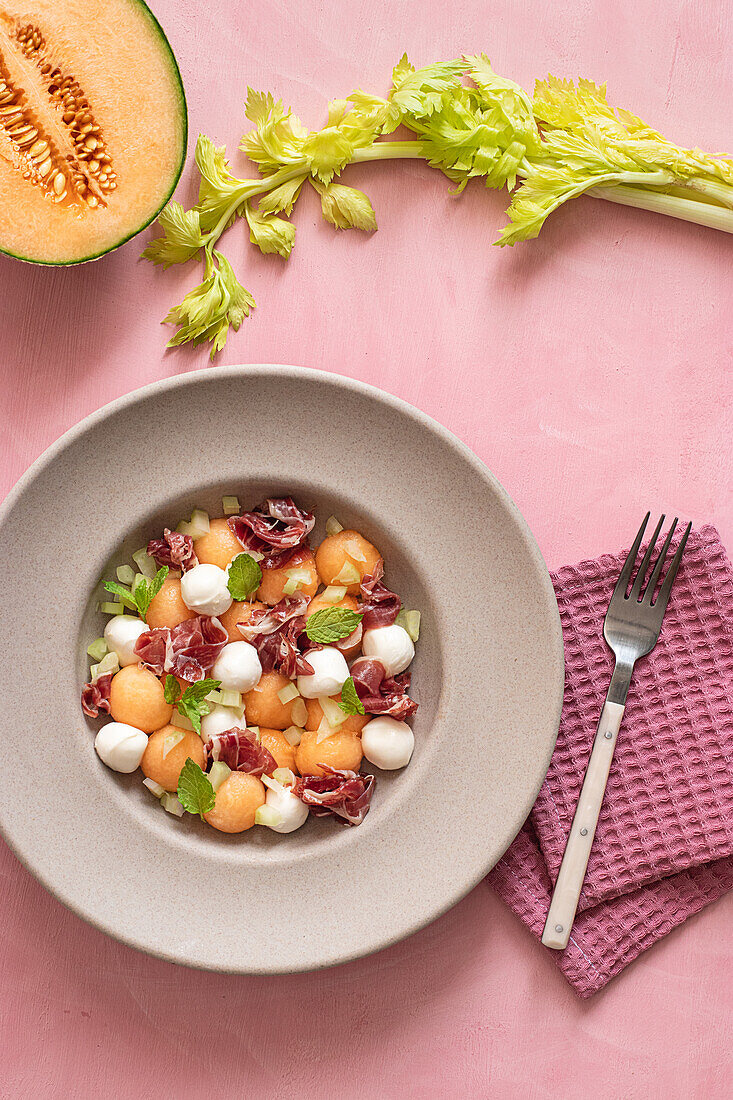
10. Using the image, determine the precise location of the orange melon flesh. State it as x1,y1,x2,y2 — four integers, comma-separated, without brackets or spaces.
0,0,186,264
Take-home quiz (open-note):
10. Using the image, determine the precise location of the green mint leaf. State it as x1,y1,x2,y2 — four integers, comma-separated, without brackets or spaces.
176,678,221,735
134,566,169,619
163,675,182,704
177,758,216,819
227,553,263,601
339,676,365,716
103,580,139,612
305,606,363,644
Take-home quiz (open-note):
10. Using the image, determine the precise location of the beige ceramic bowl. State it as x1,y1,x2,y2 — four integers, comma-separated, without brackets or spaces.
0,365,563,972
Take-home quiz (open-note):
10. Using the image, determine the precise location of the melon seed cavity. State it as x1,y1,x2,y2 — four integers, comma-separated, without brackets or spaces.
0,18,116,208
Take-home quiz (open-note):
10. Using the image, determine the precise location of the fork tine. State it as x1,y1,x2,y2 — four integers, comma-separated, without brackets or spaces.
629,514,665,600
652,521,692,609
642,517,677,603
612,512,649,599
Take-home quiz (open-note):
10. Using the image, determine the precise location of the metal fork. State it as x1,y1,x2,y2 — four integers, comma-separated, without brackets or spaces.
542,514,691,950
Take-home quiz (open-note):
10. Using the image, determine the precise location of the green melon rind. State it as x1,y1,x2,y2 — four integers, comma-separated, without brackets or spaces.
0,0,188,267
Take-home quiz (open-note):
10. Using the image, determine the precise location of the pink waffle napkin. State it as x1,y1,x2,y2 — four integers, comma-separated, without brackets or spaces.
488,524,733,997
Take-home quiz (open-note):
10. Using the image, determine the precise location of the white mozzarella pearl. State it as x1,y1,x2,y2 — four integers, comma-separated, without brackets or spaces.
180,563,232,617
361,716,414,770
200,705,245,743
211,641,262,692
103,615,148,666
362,624,415,676
264,786,309,833
297,647,350,698
95,722,148,773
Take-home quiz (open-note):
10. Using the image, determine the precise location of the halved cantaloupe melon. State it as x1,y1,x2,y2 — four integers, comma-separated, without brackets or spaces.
0,0,186,264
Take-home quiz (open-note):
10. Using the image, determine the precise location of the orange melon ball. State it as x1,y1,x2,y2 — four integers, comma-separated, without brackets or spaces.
145,573,196,630
314,531,381,594
257,548,319,606
141,725,204,792
305,593,362,659
193,517,244,570
294,728,363,777
304,696,369,735
109,665,173,733
259,728,298,773
218,600,265,642
204,772,265,833
243,671,298,729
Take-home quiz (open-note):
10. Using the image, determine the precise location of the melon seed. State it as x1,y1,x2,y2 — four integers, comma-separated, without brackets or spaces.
38,157,52,177
52,171,66,194
86,194,98,208
29,138,48,157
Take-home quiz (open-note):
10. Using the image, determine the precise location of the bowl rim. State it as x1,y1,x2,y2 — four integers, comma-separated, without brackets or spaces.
0,363,564,971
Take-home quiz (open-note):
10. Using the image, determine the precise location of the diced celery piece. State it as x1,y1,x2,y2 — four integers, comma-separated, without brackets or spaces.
321,585,347,604
99,601,124,615
283,725,303,747
272,767,295,787
116,564,135,586
132,548,157,580
160,792,185,817
290,698,307,727
143,777,166,799
87,637,108,662
405,610,421,642
205,690,223,705
277,683,300,705
319,696,347,728
316,721,336,743
325,515,344,537
209,761,231,792
334,561,360,585
283,567,312,595
162,730,185,758
96,651,120,678
248,549,265,562
219,689,242,709
91,651,119,679
261,773,282,793
246,725,260,741
178,508,210,540
222,495,240,516
170,710,194,731
396,608,421,641
255,805,283,828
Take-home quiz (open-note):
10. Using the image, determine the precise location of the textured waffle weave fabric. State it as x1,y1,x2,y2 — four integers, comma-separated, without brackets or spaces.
488,525,733,997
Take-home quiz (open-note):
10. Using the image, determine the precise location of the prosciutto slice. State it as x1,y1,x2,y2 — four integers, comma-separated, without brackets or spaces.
81,672,113,718
204,728,276,775
350,657,418,719
293,766,375,826
358,558,401,629
228,498,315,560
147,528,197,572
238,594,317,677
134,615,228,682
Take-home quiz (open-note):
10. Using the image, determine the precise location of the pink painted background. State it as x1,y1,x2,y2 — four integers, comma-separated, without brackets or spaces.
1,0,731,1095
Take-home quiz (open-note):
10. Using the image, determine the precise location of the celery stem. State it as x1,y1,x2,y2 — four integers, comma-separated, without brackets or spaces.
588,183,733,233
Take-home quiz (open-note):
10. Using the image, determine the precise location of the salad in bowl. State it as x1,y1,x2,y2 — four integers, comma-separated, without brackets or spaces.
82,496,420,835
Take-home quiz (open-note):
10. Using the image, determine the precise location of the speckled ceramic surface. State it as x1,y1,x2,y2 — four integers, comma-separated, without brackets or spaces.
0,365,563,973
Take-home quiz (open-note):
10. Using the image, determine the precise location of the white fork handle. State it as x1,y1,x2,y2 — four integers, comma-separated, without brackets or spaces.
541,699,625,950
